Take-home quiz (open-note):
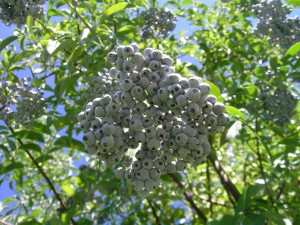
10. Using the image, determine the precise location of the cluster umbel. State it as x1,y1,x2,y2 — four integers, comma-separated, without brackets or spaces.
78,44,229,198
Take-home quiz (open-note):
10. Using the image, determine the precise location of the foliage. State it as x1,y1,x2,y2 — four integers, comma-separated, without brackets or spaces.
0,0,299,224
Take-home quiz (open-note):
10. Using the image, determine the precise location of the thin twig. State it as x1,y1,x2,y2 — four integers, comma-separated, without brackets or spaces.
40,72,56,81
206,161,213,217
0,220,13,225
169,173,207,223
276,182,285,200
63,0,92,31
183,172,229,207
243,154,249,186
7,125,77,225
147,199,161,225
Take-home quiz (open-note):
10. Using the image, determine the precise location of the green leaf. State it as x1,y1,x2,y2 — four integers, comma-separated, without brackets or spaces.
0,144,10,157
47,8,69,18
55,136,84,150
117,25,136,33
286,0,300,7
0,36,18,53
243,214,265,225
35,155,54,163
105,2,129,16
286,42,300,56
68,46,85,67
19,143,42,152
0,162,24,175
55,76,77,98
225,106,246,121
12,130,44,143
51,38,77,56
62,183,75,196
18,220,42,225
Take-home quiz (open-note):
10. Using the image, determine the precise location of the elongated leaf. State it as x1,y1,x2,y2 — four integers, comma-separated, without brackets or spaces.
225,106,246,121
0,36,18,53
47,8,66,18
105,2,129,16
287,0,300,7
12,130,44,143
286,42,300,56
0,144,10,157
0,162,24,175
55,136,84,150
117,25,136,33
19,143,41,152
68,46,85,67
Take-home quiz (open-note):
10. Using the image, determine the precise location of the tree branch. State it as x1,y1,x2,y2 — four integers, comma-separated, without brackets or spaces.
147,199,161,225
7,125,77,225
207,151,240,204
169,173,208,223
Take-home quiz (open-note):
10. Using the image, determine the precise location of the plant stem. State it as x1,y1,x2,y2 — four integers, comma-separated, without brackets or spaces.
147,199,161,225
169,173,207,223
206,161,213,217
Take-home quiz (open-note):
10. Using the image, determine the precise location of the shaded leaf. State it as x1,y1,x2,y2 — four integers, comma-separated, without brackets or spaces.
0,162,24,175
0,36,18,53
19,143,42,152
12,130,44,143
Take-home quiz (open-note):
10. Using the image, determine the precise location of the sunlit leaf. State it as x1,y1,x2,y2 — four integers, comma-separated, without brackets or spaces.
105,2,129,16
286,42,300,56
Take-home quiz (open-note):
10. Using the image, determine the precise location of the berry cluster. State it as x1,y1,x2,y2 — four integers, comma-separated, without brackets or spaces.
0,0,45,26
78,44,229,198
81,69,119,104
252,0,300,50
139,8,177,40
0,77,46,128
257,81,297,126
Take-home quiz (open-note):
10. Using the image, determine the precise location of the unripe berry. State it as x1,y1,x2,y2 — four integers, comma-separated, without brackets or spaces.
133,179,145,191
137,168,150,181
176,160,187,171
122,45,135,58
83,131,96,145
213,102,225,115
115,167,125,179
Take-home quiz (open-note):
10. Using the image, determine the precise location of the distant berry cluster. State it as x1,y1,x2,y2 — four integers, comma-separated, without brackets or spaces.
257,71,297,126
0,77,46,128
77,44,229,198
0,0,45,26
252,0,300,50
139,8,177,40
